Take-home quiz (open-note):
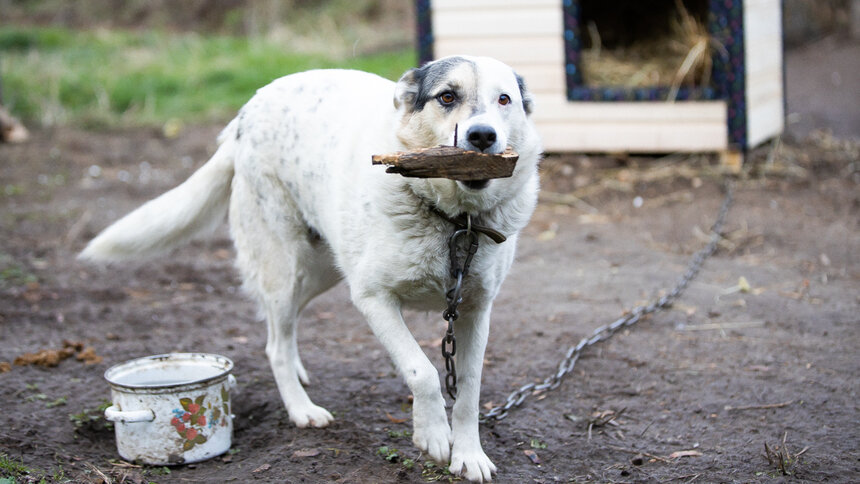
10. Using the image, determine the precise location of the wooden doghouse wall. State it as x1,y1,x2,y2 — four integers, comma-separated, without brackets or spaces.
427,0,726,152
422,0,784,154
744,0,785,147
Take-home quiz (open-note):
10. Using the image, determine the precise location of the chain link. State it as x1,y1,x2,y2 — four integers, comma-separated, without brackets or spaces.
442,223,480,400
479,181,734,423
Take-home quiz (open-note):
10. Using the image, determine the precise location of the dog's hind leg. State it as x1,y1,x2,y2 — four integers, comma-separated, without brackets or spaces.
230,174,340,428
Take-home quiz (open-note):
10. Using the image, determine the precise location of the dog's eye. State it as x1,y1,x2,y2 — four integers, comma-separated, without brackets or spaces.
437,92,457,106
498,94,511,106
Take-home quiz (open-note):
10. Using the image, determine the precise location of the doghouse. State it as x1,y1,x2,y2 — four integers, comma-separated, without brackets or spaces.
416,0,785,164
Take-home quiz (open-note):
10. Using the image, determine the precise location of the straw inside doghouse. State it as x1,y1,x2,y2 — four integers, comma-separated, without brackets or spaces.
579,0,724,95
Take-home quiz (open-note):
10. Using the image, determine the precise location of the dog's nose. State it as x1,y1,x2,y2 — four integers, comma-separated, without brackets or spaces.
466,125,497,152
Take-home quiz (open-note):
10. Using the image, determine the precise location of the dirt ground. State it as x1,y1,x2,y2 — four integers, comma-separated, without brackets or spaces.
2,50,859,484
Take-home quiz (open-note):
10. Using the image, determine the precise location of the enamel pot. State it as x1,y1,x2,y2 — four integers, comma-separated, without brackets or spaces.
104,353,236,465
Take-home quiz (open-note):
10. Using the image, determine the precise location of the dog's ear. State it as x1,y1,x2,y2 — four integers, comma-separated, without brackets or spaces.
394,67,422,111
516,74,534,116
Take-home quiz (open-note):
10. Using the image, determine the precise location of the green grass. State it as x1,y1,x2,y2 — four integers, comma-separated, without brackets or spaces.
0,253,37,289
0,27,415,127
0,453,41,483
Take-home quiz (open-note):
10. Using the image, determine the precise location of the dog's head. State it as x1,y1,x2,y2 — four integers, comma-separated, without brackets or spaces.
393,56,540,208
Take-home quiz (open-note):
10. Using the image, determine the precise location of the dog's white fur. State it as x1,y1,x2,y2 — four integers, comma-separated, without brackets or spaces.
80,56,541,482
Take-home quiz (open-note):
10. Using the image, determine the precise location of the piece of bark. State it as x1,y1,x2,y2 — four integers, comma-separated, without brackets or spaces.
372,146,518,181
0,105,29,143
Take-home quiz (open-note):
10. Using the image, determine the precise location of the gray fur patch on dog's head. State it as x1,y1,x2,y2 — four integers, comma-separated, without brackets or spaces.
394,56,475,112
516,74,534,115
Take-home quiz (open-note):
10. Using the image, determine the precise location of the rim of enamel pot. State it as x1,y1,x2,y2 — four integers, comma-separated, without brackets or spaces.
104,353,234,391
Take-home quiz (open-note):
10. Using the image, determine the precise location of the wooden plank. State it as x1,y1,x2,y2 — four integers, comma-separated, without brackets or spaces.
744,36,782,72
745,53,781,77
747,101,785,148
743,0,781,47
433,6,562,38
536,120,728,153
434,37,564,65
530,95,727,123
511,64,566,94
720,150,744,174
743,0,779,11
0,105,30,143
745,73,783,105
744,17,781,39
744,0,784,146
371,146,519,181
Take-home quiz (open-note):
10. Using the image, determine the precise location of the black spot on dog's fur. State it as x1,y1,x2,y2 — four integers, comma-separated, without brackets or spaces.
307,225,322,243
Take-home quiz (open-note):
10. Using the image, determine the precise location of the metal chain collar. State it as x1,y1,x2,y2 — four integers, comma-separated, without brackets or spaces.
441,216,480,400
479,181,735,423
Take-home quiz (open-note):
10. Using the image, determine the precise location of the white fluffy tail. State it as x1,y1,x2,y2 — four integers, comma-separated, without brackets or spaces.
79,122,238,262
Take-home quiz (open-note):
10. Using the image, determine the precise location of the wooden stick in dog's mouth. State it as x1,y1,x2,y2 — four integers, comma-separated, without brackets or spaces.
371,146,518,181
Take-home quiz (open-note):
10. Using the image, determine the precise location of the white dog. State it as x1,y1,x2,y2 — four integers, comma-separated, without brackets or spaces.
80,55,541,482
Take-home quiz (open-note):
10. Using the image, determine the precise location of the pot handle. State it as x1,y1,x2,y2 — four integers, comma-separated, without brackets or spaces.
104,405,155,423
227,374,239,394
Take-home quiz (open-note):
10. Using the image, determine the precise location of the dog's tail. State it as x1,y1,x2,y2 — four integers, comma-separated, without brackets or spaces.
79,120,239,263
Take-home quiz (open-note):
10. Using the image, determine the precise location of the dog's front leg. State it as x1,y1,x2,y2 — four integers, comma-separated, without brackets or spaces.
449,304,496,482
352,292,452,464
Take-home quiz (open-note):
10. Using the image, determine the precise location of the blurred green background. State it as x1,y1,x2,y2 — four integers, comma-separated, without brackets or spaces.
0,0,854,130
0,0,416,128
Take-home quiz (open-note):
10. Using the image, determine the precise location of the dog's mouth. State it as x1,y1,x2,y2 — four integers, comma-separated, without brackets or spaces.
461,179,490,190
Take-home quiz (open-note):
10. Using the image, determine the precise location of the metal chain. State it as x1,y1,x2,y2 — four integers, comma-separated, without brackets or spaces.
442,219,480,400
441,270,461,401
479,181,735,423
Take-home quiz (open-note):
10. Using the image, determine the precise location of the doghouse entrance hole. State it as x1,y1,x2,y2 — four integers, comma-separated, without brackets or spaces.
579,0,713,88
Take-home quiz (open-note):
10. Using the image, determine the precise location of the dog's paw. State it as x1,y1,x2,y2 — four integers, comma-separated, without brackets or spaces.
411,398,452,464
288,403,334,428
449,445,496,483
413,424,452,464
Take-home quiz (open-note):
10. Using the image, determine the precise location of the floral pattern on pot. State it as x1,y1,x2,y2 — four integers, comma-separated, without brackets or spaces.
170,387,230,451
